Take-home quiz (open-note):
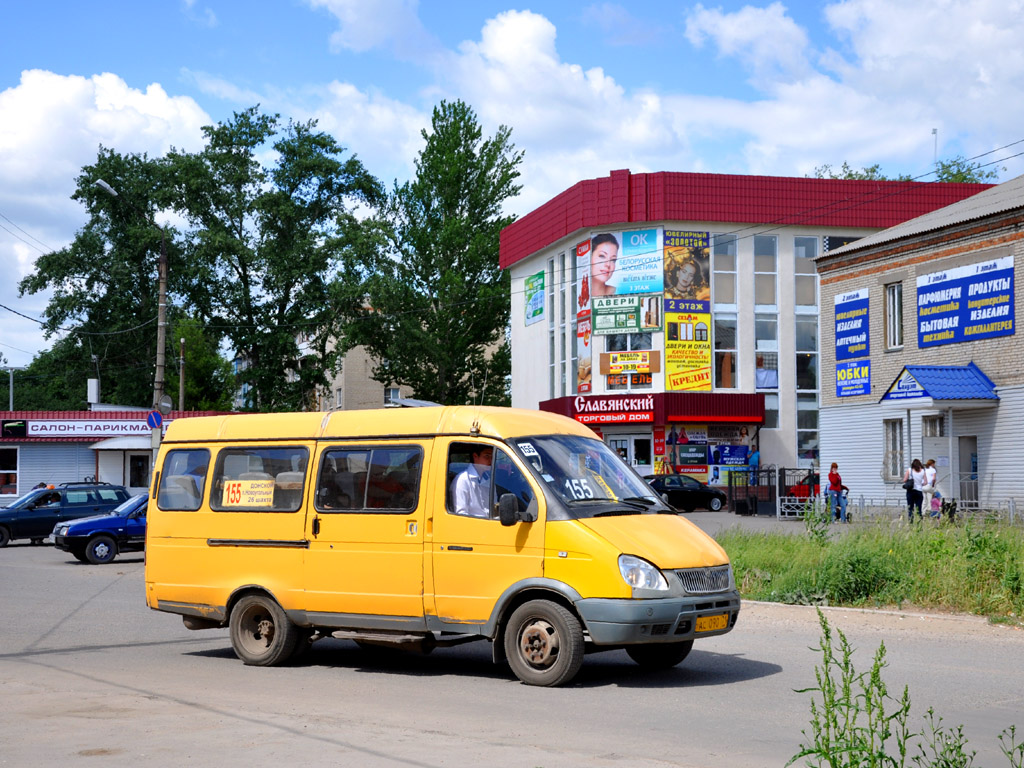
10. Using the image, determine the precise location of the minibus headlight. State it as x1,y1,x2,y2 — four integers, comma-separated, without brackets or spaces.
618,554,669,591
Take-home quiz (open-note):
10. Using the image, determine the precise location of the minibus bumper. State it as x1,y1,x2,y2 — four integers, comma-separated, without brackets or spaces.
576,592,741,645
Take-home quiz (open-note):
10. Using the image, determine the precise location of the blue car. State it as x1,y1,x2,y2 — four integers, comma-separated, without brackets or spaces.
51,493,148,564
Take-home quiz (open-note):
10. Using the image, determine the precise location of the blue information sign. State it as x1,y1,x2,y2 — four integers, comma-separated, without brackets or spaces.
836,360,870,397
834,288,869,361
917,256,1014,348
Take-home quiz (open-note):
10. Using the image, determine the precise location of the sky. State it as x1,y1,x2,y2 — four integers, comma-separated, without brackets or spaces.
2,0,1024,371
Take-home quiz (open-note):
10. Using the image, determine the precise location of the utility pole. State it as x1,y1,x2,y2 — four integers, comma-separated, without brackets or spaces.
179,337,185,412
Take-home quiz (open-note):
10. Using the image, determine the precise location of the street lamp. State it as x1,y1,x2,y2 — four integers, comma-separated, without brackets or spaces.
94,179,169,411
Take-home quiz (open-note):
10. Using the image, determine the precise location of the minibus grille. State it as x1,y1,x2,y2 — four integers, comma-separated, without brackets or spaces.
674,565,732,594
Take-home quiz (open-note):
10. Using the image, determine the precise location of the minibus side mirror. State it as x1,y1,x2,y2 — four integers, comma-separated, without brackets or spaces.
497,493,518,526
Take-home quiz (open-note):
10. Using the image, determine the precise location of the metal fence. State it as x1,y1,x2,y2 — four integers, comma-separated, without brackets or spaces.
736,467,1021,525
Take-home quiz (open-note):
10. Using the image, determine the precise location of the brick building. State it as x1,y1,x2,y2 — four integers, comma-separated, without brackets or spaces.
817,173,1024,507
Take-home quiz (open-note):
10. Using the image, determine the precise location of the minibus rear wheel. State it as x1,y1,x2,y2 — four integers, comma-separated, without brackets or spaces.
504,599,584,687
230,594,300,666
625,639,693,669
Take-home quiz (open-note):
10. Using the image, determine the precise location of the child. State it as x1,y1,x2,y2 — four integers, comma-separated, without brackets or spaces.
930,490,942,517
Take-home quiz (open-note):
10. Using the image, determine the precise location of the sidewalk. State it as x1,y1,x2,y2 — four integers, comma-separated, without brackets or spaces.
681,509,808,537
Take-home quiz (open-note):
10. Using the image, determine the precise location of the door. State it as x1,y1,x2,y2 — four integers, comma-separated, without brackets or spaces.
958,436,978,507
607,435,653,475
430,439,543,624
126,452,151,495
304,443,428,623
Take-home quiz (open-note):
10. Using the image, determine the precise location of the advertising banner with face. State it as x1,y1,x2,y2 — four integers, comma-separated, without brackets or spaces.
590,229,664,297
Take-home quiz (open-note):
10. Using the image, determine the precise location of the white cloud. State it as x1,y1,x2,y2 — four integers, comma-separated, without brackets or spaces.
685,2,813,90
0,70,210,366
580,3,659,46
306,0,441,62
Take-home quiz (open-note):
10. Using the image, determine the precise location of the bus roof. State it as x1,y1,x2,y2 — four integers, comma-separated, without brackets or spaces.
160,406,596,443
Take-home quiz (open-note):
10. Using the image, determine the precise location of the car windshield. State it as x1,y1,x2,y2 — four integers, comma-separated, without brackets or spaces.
2,489,46,509
112,494,147,515
509,434,665,517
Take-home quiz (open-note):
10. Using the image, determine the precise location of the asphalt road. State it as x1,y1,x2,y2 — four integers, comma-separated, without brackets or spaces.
2,524,1023,768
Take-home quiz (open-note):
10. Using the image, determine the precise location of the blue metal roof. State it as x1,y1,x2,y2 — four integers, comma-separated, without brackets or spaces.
902,362,998,401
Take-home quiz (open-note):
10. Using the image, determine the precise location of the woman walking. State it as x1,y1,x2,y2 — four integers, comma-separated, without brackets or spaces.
903,458,927,522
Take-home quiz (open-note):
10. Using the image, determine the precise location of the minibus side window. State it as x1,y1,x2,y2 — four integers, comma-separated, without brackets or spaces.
210,446,309,512
316,447,421,513
446,442,534,519
157,449,210,511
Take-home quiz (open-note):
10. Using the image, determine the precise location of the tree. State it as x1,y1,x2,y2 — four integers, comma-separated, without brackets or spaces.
17,148,178,408
165,106,383,411
813,155,998,183
164,317,234,411
341,100,522,406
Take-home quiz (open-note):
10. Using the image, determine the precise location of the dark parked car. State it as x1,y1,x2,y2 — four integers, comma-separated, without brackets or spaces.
52,493,148,564
643,474,727,512
0,482,131,547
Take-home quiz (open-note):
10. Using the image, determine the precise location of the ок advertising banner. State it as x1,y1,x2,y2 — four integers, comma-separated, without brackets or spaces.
834,288,869,361
592,295,662,335
589,228,664,298
524,270,545,326
664,298,712,391
917,255,1015,347
836,360,870,397
663,230,711,301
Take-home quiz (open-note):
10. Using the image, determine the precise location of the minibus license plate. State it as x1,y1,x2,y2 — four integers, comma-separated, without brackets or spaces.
696,614,728,632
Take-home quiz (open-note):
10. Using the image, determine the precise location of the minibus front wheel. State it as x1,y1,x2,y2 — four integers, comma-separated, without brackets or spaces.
229,594,300,666
504,599,584,687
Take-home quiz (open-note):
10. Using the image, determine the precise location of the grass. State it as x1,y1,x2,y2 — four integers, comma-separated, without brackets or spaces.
717,518,1024,619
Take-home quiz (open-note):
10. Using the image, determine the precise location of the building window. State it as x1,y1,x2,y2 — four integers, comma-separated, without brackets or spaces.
884,418,904,479
0,447,17,495
795,315,818,391
712,234,737,306
714,313,737,389
548,257,556,398
335,388,344,410
763,393,779,429
923,415,945,437
797,393,819,466
605,333,653,391
754,235,777,307
794,236,818,307
886,282,903,349
384,387,401,406
755,313,779,389
571,251,579,395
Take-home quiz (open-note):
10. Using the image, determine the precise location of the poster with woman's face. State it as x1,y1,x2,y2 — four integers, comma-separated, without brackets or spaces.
664,230,710,302
590,229,663,297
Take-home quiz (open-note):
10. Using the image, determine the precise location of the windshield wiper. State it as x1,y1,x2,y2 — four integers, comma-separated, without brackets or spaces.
620,496,657,507
591,508,642,517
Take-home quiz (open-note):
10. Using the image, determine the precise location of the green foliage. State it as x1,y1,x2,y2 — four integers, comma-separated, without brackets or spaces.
805,498,834,545
813,156,999,184
340,99,522,406
791,612,1020,767
164,317,234,411
717,521,1024,616
166,106,384,411
17,147,176,408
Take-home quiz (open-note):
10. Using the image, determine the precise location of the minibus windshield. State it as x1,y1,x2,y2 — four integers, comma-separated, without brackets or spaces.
510,435,666,516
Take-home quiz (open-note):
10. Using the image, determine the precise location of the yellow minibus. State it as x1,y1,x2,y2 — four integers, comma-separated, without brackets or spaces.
145,406,739,686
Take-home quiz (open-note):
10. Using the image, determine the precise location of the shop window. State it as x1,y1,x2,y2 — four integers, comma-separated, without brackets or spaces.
884,419,904,479
712,234,737,306
605,333,653,391
763,393,779,429
714,313,737,389
754,235,777,307
797,393,819,465
0,447,17,495
794,237,819,307
886,282,903,349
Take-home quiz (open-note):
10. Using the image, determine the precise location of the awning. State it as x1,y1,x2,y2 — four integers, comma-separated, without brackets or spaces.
880,362,999,410
90,436,152,451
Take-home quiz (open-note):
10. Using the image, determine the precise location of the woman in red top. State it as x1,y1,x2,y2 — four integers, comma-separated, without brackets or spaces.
827,462,847,522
